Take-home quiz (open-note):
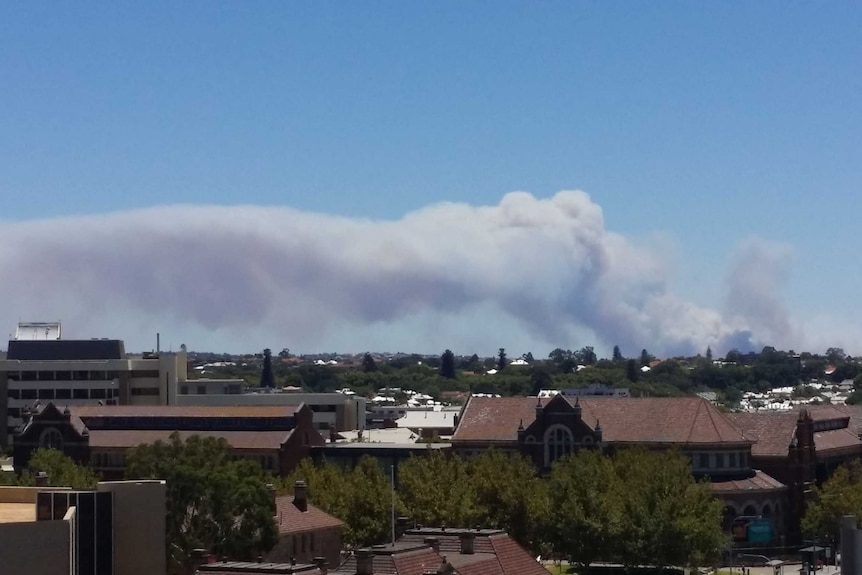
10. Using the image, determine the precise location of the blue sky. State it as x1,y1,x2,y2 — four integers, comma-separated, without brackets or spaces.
1,3,860,357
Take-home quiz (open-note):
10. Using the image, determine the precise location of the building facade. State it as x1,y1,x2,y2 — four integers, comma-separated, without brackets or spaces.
452,394,790,544
13,403,325,478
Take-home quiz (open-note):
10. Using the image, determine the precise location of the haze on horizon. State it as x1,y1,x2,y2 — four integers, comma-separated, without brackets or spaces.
0,3,859,357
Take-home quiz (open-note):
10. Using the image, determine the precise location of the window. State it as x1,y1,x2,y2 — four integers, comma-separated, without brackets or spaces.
729,453,737,468
716,454,725,469
56,388,71,400
55,371,71,381
544,425,574,467
698,453,709,469
73,389,89,399
131,370,160,378
8,408,21,418
90,388,106,399
21,389,37,400
8,389,20,400
197,385,206,395
38,388,55,400
40,428,63,450
180,386,188,395
131,387,159,396
310,533,315,550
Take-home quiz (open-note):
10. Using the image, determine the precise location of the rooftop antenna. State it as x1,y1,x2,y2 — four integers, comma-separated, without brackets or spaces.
157,332,160,353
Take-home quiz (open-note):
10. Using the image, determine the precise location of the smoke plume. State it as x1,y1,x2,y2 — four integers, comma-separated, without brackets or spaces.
0,191,790,355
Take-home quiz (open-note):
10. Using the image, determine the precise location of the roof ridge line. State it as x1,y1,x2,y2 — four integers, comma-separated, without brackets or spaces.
685,397,703,444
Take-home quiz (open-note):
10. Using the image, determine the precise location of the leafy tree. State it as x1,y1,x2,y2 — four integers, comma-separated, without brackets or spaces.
640,349,653,367
440,349,456,379
398,451,478,527
468,450,549,555
362,353,377,373
574,346,597,366
826,347,847,365
25,448,99,489
613,449,725,571
125,433,278,574
548,449,621,572
706,346,713,362
530,367,553,396
626,359,640,383
522,352,534,362
497,348,507,371
802,461,862,541
612,345,623,363
548,348,572,363
284,456,399,548
260,348,275,388
548,449,725,572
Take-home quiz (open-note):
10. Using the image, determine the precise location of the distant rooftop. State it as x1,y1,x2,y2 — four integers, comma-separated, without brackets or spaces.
6,339,126,361
15,321,61,341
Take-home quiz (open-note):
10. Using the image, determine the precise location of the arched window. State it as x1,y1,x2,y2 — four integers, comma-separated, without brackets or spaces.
39,428,63,450
723,506,737,530
544,425,574,467
762,504,772,518
743,504,757,517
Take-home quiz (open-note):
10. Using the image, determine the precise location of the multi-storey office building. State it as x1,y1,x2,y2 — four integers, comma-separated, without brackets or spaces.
0,324,192,447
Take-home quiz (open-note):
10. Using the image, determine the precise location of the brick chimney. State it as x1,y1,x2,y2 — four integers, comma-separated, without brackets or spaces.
355,548,374,575
313,556,328,575
459,532,475,555
293,480,308,513
423,536,440,552
266,483,276,515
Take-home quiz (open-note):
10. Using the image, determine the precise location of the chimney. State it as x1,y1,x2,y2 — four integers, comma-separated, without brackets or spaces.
423,536,440,552
459,532,475,555
396,516,412,539
293,480,308,513
329,424,338,443
266,483,277,515
35,472,49,487
314,556,328,575
355,548,374,575
190,549,211,571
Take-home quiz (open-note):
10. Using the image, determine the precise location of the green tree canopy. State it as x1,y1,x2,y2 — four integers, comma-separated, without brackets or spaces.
398,451,478,528
282,456,399,548
25,448,99,489
362,352,377,373
260,348,275,388
497,348,507,371
125,433,278,575
548,448,725,571
440,349,456,379
802,460,862,541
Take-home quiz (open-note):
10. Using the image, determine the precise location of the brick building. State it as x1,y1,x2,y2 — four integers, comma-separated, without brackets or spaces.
266,480,344,569
452,394,790,544
13,403,325,477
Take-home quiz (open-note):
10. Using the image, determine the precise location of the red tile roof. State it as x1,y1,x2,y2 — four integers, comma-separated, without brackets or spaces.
72,405,299,418
453,396,750,446
197,562,322,574
274,495,343,535
330,529,547,575
88,429,292,450
710,470,786,493
332,545,442,575
814,428,862,453
726,412,798,457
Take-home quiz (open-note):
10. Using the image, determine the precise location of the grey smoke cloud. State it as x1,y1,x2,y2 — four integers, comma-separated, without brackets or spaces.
723,237,797,350
0,191,782,355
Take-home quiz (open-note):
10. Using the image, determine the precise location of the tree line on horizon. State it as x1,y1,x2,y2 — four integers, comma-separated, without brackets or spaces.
203,344,862,407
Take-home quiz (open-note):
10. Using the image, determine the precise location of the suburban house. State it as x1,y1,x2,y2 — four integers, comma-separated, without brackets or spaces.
266,480,344,569
13,403,325,478
330,526,549,575
452,394,792,544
